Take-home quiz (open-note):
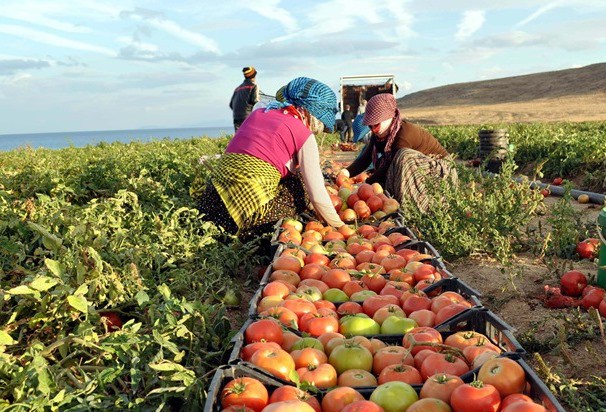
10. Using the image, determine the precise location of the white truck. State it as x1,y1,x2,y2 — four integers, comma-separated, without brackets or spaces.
339,74,397,114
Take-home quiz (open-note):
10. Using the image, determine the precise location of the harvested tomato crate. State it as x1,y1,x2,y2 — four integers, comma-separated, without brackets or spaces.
204,364,298,412
435,307,525,355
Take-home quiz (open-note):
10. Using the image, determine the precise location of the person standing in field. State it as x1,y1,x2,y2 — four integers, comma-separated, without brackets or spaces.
229,66,259,132
338,93,457,212
341,104,354,142
199,77,345,240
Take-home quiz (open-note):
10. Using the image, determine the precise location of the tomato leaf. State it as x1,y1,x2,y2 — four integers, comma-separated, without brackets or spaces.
30,276,59,292
44,259,65,277
67,295,89,313
0,330,15,345
135,290,150,306
7,285,35,295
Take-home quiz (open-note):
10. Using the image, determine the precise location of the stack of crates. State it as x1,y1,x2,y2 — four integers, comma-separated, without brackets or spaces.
205,210,566,412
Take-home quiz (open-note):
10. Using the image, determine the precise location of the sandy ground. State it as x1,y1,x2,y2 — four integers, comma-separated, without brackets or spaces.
402,93,606,125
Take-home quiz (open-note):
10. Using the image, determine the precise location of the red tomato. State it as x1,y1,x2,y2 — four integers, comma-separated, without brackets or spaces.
221,377,269,412
581,287,605,309
552,177,563,185
221,405,256,412
362,294,400,317
444,331,487,350
259,307,299,329
341,400,385,412
420,373,464,404
420,352,470,380
241,341,282,362
560,270,588,296
501,401,546,412
373,345,414,375
407,309,436,327
290,347,327,369
576,240,597,259
268,387,320,412
296,363,338,389
477,357,526,398
101,311,123,331
321,386,365,412
450,381,501,412
378,363,423,385
402,294,432,315
245,319,284,345
338,369,378,387
434,303,470,325
337,301,364,316
499,393,534,410
402,327,443,355
300,312,339,337
263,400,316,412
249,347,295,381
406,398,452,412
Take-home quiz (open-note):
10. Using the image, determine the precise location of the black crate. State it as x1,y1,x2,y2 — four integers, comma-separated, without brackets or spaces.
422,277,483,302
516,357,567,412
435,307,525,355
204,364,297,412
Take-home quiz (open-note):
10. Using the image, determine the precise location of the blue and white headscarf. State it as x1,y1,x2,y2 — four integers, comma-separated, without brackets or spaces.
352,114,371,143
266,77,338,131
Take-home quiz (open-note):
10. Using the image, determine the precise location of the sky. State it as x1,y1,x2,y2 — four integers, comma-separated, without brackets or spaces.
1,0,605,135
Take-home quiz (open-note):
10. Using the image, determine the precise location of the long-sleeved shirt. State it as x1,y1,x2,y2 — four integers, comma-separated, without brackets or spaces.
226,109,344,227
229,79,259,122
346,120,449,186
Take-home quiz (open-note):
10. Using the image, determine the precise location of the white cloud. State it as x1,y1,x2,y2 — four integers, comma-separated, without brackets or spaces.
243,0,298,32
121,8,220,54
455,10,485,41
0,23,115,56
517,1,562,27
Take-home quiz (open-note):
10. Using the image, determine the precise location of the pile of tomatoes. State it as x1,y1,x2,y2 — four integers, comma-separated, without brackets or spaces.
209,178,563,411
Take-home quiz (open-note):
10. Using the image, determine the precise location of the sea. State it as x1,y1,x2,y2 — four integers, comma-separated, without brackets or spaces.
0,126,233,152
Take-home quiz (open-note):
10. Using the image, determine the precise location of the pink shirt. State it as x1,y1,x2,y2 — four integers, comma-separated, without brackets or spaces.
226,108,312,178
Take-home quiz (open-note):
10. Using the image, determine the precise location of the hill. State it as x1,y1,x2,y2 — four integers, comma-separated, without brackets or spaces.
398,63,606,125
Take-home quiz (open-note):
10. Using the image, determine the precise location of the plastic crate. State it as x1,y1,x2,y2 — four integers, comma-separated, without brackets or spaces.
422,277,483,301
515,357,567,412
204,364,296,412
435,307,525,355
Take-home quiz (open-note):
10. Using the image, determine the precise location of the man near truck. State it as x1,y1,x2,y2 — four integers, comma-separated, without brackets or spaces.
341,104,354,142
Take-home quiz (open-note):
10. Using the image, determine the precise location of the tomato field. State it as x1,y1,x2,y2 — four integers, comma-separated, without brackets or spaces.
1,121,605,410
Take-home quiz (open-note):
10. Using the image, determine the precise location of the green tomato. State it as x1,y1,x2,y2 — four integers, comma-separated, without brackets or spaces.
323,288,349,303
380,315,417,335
328,342,373,374
349,290,377,302
298,286,323,302
370,381,419,412
290,337,324,351
339,314,380,336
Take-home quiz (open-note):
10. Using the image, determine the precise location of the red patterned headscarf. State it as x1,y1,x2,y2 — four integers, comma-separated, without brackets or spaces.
363,93,401,167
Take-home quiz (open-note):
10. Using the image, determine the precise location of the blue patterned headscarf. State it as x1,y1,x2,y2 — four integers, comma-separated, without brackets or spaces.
352,114,370,143
266,77,338,131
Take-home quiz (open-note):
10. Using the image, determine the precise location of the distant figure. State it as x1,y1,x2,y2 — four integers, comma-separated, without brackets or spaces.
358,99,367,115
341,104,354,142
352,114,370,143
229,66,259,132
334,119,347,142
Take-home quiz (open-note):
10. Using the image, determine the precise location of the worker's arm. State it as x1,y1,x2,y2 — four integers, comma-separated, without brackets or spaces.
345,140,374,178
298,136,345,228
